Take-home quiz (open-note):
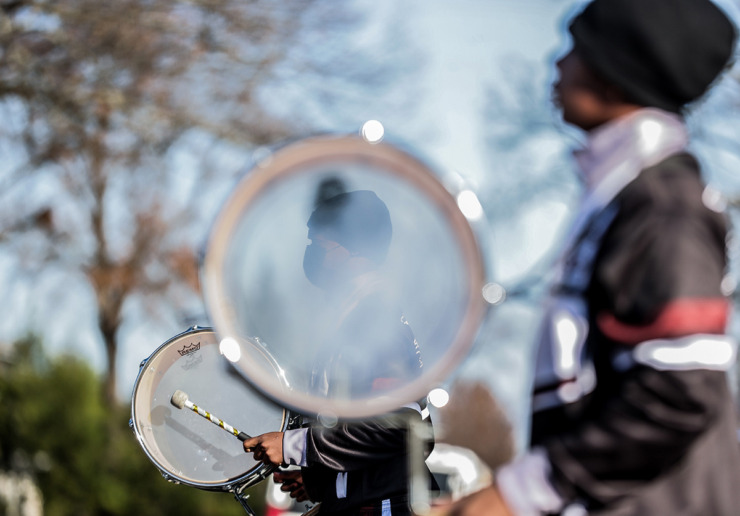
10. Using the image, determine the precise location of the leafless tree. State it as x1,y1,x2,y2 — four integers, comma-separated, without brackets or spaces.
0,0,415,403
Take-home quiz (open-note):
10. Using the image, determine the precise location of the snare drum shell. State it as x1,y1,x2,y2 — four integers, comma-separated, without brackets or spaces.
130,326,298,491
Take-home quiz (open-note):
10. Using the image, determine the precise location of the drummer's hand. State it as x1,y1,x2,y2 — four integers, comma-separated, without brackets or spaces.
427,485,513,516
243,431,284,466
274,470,310,502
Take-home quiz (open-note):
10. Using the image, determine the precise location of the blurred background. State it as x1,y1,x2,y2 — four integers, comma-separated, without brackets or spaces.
1,0,739,514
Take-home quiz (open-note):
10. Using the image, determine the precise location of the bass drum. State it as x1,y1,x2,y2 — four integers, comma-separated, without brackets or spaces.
130,326,300,492
201,135,490,420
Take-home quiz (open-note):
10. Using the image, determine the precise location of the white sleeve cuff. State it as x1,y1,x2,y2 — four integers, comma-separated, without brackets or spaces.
496,447,564,516
282,428,308,467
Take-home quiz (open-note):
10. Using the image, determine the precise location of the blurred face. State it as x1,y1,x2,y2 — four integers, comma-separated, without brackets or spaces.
302,231,351,289
552,49,637,131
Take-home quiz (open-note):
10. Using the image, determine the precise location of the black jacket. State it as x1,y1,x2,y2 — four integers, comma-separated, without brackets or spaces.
302,409,422,513
302,276,427,514
532,154,740,515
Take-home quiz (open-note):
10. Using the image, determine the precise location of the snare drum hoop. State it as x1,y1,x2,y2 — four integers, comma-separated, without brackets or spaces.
130,327,298,491
202,135,488,419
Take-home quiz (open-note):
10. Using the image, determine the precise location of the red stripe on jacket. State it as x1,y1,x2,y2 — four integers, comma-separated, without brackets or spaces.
597,298,730,346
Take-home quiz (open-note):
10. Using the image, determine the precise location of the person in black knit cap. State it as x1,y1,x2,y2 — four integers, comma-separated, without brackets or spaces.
441,0,739,515
243,188,430,516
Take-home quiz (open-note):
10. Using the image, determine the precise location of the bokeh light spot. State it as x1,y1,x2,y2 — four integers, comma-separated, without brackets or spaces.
361,120,385,143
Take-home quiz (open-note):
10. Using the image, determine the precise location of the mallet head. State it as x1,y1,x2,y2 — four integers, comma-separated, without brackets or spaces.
171,389,189,410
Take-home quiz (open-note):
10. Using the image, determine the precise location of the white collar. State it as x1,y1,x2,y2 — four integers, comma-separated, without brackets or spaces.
574,108,689,209
553,109,689,273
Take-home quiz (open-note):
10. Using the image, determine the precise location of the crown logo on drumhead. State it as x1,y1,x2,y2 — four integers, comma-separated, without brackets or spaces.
178,342,201,356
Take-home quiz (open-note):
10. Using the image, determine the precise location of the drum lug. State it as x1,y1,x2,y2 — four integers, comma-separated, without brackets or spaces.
289,414,303,428
224,480,246,493
160,471,179,484
260,466,276,483
233,486,258,516
128,418,134,430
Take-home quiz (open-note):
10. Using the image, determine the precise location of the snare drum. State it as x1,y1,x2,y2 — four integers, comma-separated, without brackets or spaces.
130,326,300,492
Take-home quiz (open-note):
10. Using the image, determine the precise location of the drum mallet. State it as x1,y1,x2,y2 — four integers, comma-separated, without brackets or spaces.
170,389,251,441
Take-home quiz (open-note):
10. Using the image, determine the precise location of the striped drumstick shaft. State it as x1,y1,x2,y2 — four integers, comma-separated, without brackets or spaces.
171,389,251,441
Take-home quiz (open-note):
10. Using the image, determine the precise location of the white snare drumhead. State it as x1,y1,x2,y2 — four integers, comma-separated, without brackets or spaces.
203,136,488,419
131,328,290,490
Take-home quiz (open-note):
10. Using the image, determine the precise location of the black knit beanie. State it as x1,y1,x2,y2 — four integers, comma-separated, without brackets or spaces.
307,190,392,264
569,0,737,112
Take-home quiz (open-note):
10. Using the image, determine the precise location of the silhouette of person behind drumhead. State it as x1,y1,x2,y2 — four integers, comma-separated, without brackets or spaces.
243,179,430,516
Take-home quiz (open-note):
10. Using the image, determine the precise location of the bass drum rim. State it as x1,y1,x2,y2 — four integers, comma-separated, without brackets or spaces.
202,135,488,419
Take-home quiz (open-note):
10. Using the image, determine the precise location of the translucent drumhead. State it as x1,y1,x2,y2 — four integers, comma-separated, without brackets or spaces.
131,328,294,490
202,136,488,419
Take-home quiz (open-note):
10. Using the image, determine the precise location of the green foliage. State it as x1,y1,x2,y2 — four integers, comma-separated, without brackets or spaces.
0,335,266,516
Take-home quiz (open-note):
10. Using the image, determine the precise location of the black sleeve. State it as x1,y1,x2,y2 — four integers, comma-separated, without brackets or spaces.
305,409,416,472
595,208,726,327
545,162,732,505
592,161,727,329
546,368,730,504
